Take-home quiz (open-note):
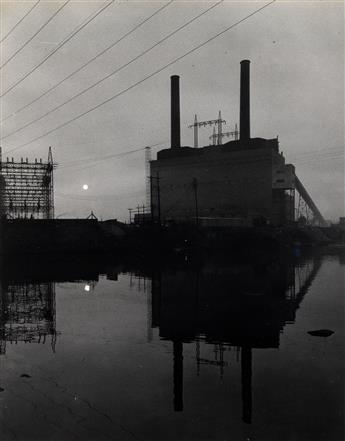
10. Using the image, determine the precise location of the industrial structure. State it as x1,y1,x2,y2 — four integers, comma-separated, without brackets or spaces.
0,279,57,355
150,60,326,227
0,147,55,219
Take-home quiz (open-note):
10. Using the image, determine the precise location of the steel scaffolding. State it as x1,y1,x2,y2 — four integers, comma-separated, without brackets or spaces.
0,147,55,219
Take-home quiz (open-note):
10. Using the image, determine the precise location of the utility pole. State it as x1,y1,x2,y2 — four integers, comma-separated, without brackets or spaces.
136,205,141,220
145,146,151,208
150,175,154,223
193,114,198,147
149,175,161,225
156,173,161,226
128,208,133,224
47,146,54,219
192,178,199,226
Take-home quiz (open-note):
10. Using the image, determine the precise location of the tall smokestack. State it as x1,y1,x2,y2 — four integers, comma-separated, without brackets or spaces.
171,75,181,148
240,60,250,141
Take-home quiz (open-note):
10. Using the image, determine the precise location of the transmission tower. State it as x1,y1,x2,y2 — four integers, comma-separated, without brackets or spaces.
210,123,239,143
188,111,226,147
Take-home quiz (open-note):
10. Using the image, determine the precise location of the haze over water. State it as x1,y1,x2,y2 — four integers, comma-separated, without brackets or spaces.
0,251,344,441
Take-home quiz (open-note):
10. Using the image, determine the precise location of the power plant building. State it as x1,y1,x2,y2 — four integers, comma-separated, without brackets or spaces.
150,60,323,227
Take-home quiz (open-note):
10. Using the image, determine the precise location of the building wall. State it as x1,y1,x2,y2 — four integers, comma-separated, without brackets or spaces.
0,176,5,218
151,139,283,224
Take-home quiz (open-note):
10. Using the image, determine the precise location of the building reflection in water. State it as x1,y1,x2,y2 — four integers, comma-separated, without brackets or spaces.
0,253,324,427
149,256,322,422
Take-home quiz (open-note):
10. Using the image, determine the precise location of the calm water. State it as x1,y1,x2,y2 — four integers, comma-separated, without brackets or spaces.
0,251,344,441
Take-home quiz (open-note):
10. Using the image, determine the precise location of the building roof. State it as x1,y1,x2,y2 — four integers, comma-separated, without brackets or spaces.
156,137,279,161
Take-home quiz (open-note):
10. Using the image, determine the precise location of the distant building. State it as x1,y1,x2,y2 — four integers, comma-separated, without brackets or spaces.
150,61,298,226
151,137,295,226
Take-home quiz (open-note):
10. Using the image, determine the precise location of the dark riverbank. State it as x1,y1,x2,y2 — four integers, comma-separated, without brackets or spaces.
0,218,343,256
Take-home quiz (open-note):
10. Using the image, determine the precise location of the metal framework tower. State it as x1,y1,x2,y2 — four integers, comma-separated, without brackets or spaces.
209,123,239,144
0,147,55,219
189,112,226,147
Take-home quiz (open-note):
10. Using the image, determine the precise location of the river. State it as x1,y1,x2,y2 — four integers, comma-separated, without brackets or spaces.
0,250,343,441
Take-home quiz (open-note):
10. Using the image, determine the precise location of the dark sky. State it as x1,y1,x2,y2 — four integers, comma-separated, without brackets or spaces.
1,0,344,221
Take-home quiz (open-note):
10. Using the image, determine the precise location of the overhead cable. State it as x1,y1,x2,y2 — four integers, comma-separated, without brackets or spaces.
0,0,40,44
58,142,165,171
1,0,173,122
1,0,116,98
5,0,276,153
0,0,70,71
288,147,344,160
3,0,223,140
56,189,143,201
59,146,343,175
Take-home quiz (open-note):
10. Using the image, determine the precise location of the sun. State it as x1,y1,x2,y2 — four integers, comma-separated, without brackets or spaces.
82,184,89,190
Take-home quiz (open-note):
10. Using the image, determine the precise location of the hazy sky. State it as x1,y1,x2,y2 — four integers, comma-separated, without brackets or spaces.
1,0,344,221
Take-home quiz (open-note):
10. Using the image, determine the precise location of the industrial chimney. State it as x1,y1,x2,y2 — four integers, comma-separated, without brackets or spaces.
240,60,250,141
171,75,181,148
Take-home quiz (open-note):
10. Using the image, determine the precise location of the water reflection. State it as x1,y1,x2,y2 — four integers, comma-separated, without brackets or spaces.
0,279,57,355
149,256,322,421
0,251,340,440
0,256,107,356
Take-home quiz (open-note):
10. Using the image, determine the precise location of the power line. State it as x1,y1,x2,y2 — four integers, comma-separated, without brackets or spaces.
0,0,70,71
5,0,276,154
0,0,40,44
2,0,223,140
52,145,344,176
1,0,116,98
294,152,345,165
1,0,173,122
58,148,144,169
287,146,342,158
288,148,344,161
65,146,343,171
56,189,143,201
57,141,166,172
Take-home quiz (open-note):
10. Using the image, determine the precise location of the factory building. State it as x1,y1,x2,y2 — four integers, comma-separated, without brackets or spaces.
150,60,298,227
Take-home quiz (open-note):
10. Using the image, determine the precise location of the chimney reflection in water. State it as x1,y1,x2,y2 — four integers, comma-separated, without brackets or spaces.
148,256,322,422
